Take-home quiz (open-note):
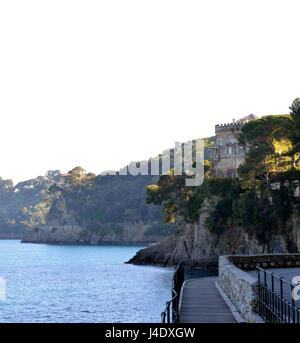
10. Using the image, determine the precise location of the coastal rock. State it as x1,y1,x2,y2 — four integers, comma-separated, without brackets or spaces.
21,223,169,245
127,199,300,266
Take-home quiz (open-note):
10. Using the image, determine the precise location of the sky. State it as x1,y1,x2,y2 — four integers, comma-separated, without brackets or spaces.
0,0,299,184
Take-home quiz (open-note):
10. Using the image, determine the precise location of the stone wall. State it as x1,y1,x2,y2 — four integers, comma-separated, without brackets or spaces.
218,254,300,322
229,254,300,271
218,255,259,321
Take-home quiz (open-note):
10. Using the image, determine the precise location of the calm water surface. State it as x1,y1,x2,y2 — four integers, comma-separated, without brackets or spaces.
0,240,173,322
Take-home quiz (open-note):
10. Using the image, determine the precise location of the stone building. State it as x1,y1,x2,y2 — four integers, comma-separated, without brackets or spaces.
55,173,69,186
208,114,258,177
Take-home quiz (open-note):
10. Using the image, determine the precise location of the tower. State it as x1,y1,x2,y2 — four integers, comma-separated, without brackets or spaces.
208,114,258,177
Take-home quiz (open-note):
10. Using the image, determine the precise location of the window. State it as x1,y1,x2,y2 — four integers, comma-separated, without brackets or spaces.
228,146,232,155
227,170,235,178
239,146,243,154
227,133,232,138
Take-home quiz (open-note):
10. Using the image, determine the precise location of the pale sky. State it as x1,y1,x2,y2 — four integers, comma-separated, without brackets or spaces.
0,0,299,184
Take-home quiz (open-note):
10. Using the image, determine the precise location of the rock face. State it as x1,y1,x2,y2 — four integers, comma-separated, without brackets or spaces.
126,223,263,267
127,199,300,267
0,233,23,239
21,223,167,245
22,195,173,245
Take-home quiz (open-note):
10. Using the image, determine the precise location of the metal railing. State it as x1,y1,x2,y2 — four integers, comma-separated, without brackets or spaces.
161,289,180,323
257,267,300,323
161,258,218,323
161,260,184,323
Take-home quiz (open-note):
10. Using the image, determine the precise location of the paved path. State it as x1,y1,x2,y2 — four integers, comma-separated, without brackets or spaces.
179,277,236,323
248,267,300,309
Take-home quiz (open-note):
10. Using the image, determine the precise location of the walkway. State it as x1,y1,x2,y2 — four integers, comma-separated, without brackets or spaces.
179,276,237,323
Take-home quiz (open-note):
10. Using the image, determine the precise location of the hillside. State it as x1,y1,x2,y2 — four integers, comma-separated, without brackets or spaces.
2,137,214,243
129,100,300,265
0,170,176,242
0,172,60,238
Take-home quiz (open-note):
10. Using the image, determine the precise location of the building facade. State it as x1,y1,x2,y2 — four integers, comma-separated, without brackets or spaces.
208,114,258,178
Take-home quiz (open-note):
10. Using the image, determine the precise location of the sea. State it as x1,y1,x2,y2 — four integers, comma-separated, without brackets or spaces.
0,240,174,323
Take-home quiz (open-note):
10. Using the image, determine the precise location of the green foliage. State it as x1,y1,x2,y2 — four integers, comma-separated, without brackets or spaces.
144,222,175,236
204,160,213,177
65,166,89,186
238,114,293,190
185,187,207,223
146,170,194,223
0,167,176,237
147,101,300,249
203,179,242,236
288,98,300,160
205,198,233,235
0,173,60,235
207,178,240,197
1,100,299,244
48,172,172,233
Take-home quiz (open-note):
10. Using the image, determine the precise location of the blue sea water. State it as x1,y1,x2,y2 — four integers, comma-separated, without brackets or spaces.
0,240,174,323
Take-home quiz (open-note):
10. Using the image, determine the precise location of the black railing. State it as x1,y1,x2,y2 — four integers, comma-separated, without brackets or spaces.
257,267,300,323
161,258,218,323
161,289,180,323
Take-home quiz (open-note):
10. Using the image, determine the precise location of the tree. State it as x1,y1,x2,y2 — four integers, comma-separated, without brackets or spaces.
238,115,292,189
236,113,298,250
0,177,13,195
66,166,87,185
288,98,300,166
204,160,213,178
146,170,193,223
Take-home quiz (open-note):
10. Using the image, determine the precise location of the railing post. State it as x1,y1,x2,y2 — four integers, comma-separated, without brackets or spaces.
291,284,295,323
271,273,274,322
257,269,260,316
166,302,170,323
288,301,291,323
280,278,284,323
264,270,267,322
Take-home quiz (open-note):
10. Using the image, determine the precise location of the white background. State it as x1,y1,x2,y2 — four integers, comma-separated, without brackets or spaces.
0,0,299,183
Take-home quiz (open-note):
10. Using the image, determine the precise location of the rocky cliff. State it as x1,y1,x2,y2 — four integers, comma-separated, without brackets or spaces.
21,222,169,245
126,199,300,266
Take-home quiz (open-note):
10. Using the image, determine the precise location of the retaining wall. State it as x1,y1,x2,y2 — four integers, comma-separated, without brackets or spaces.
218,254,300,321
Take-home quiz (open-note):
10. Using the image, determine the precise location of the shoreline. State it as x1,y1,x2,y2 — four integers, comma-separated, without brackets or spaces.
20,240,152,247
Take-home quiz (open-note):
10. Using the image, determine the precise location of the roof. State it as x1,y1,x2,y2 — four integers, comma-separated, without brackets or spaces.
236,114,258,123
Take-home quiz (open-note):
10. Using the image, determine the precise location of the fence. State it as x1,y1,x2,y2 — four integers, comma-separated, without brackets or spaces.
257,267,300,323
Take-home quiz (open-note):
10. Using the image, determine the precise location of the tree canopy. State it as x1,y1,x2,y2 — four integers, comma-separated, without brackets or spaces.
146,99,300,252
